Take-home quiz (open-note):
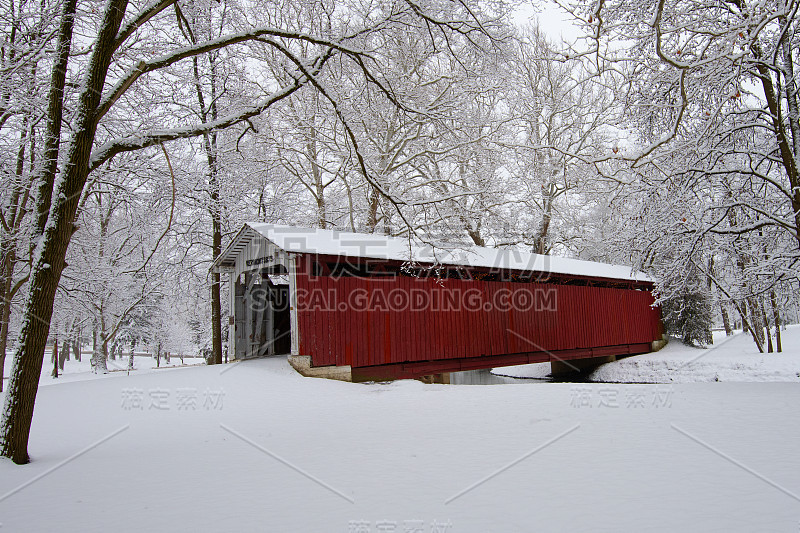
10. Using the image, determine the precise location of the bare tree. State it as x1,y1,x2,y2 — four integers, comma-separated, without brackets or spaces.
0,0,56,391
504,24,619,255
0,0,503,463
552,0,800,347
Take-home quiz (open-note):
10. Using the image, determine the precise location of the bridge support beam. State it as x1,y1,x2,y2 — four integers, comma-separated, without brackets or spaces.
290,343,654,382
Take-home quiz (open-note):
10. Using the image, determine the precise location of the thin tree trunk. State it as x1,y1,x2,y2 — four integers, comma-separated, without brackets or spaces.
771,291,782,353
367,186,380,232
739,299,764,353
307,126,327,229
738,307,763,352
760,298,773,353
534,188,554,255
342,175,356,231
708,256,732,336
188,38,223,366
59,339,68,370
211,226,223,365
0,285,10,393
753,53,800,245
746,297,764,350
50,342,58,379
0,114,34,393
779,18,800,244
72,336,81,362
0,307,8,393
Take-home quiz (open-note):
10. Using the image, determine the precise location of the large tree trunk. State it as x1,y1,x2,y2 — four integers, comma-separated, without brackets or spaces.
1,227,75,462
59,339,68,370
90,326,109,373
720,302,732,336
467,227,485,247
72,336,81,362
50,342,58,378
0,0,128,464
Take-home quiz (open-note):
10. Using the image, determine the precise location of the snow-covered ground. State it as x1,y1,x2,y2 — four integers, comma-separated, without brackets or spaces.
493,325,800,383
0,334,799,532
2,350,205,388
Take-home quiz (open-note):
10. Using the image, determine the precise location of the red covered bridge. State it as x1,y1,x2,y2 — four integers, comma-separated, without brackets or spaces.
213,224,663,382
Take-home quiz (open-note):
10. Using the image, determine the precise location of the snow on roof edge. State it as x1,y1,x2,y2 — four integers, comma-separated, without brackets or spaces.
239,223,653,283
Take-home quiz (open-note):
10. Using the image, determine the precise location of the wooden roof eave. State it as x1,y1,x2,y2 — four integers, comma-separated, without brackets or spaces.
212,226,271,273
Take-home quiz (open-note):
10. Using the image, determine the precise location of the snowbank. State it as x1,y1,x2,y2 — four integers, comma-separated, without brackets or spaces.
494,325,800,383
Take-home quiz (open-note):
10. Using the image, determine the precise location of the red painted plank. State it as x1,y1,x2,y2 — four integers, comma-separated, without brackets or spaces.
416,276,430,360
330,276,340,365
354,277,367,367
321,274,332,365
342,277,353,366
428,278,439,360
400,282,409,360
439,279,450,358
363,278,373,368
456,281,467,358
493,281,509,355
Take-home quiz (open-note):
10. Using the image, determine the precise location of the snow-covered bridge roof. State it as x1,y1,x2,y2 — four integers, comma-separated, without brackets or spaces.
214,223,652,283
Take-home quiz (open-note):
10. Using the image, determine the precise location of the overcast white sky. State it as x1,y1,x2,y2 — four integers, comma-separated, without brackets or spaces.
513,2,582,43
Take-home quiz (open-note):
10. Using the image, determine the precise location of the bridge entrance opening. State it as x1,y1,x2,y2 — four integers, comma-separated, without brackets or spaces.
234,269,291,359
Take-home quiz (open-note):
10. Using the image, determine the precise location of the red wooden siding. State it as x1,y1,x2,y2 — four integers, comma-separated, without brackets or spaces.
294,255,662,371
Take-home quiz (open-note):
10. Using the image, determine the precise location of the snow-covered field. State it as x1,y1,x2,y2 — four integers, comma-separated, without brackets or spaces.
0,333,799,532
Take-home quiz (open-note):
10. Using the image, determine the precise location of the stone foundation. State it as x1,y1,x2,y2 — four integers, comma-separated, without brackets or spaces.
288,355,352,381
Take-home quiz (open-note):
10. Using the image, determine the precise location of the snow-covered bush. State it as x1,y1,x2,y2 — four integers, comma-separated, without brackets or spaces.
661,288,714,348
